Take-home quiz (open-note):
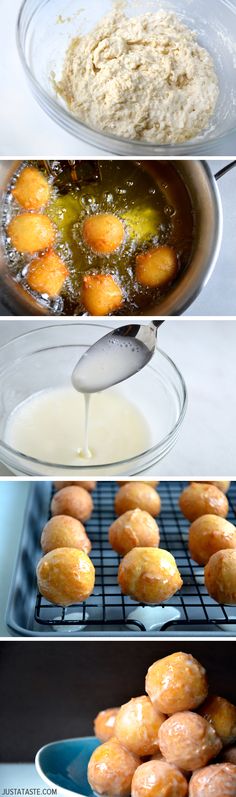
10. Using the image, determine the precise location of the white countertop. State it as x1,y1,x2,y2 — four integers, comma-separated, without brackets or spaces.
0,764,62,794
0,318,235,478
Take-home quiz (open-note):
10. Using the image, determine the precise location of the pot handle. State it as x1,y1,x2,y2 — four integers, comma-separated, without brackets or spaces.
215,160,236,181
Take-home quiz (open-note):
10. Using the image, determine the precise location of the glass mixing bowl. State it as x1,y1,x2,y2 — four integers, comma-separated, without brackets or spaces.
0,322,187,476
17,0,236,155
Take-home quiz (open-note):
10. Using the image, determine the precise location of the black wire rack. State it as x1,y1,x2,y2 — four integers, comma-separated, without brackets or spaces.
34,481,236,632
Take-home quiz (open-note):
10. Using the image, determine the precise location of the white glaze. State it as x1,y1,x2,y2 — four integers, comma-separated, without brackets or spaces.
4,385,151,466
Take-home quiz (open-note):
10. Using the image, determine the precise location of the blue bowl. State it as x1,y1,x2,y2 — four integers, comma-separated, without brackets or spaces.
35,737,100,796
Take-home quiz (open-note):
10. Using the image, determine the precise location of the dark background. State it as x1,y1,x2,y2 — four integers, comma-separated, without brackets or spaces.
1,640,236,762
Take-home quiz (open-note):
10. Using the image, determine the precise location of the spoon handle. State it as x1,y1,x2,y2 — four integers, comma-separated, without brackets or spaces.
152,320,164,329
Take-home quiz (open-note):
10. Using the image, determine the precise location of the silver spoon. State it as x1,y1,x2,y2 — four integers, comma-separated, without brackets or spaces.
72,321,164,394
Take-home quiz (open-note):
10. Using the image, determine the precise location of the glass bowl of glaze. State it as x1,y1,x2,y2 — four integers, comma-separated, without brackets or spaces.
17,0,236,155
0,322,187,476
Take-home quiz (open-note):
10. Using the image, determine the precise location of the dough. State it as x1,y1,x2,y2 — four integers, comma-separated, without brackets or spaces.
57,8,219,144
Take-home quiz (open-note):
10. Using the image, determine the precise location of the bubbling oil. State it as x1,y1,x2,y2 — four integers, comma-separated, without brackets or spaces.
3,160,194,315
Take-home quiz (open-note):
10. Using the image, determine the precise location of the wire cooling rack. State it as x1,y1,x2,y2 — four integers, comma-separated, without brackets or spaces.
34,481,236,632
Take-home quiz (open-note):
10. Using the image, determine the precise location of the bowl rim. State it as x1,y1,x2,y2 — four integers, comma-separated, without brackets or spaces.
35,735,98,797
16,0,236,155
0,322,188,470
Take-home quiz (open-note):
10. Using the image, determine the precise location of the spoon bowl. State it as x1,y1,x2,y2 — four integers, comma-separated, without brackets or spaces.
72,321,163,394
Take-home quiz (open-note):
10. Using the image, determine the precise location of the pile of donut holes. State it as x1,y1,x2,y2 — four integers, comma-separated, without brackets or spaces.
89,650,236,797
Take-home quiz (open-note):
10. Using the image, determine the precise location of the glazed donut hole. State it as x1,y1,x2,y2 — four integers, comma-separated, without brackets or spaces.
82,213,125,254
114,695,166,757
158,711,222,772
199,695,236,746
87,737,141,797
36,547,95,606
81,273,123,316
26,250,68,296
7,212,56,254
109,509,160,556
189,763,236,797
115,483,161,517
135,245,178,288
40,515,91,555
51,485,93,523
118,547,182,605
204,549,236,604
188,515,236,566
54,481,96,492
131,760,188,797
179,483,229,522
94,708,120,743
145,652,208,715
12,166,51,210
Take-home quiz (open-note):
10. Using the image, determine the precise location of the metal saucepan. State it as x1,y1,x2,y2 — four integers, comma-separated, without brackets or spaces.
0,160,235,316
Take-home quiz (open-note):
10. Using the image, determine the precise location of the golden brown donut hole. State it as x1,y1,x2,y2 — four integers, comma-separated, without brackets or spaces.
36,547,95,606
199,695,236,746
83,213,125,254
158,712,222,772
54,481,96,492
188,515,236,566
146,652,208,715
109,509,160,555
131,760,188,797
7,212,55,253
94,708,120,742
118,548,182,604
115,483,161,517
40,515,91,555
114,695,166,757
135,245,178,288
87,737,141,796
189,763,236,797
26,251,68,296
51,485,93,523
81,273,123,316
179,483,228,522
204,549,236,604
